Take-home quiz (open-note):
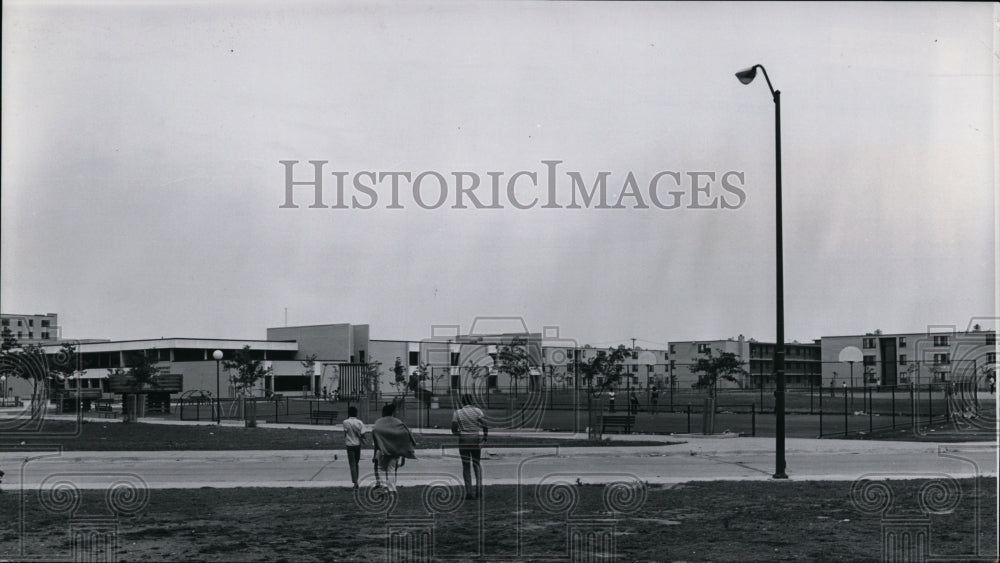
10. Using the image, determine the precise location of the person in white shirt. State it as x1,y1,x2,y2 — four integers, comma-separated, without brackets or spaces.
451,394,488,500
342,406,367,490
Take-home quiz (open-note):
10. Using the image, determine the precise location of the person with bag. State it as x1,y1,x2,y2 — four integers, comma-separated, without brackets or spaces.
371,402,416,494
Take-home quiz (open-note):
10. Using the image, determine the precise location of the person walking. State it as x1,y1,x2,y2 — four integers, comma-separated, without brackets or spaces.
629,391,639,416
451,394,488,500
372,402,416,494
650,387,659,414
342,406,367,490
607,389,616,413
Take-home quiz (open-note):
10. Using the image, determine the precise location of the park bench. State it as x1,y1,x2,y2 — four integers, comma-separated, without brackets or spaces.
601,414,635,434
309,403,339,425
93,400,116,418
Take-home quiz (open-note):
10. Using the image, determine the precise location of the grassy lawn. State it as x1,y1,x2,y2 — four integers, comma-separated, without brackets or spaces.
2,478,994,562
0,420,675,451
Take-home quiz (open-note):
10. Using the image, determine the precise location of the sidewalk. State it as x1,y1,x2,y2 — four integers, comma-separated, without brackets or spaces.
2,435,994,490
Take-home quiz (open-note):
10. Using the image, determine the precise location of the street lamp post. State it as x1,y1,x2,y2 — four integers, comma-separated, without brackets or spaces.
736,63,787,479
213,350,223,424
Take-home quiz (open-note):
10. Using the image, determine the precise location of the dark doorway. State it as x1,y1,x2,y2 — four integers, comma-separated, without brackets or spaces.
879,337,897,386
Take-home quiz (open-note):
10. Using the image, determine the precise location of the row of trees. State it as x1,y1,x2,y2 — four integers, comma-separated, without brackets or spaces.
369,338,748,399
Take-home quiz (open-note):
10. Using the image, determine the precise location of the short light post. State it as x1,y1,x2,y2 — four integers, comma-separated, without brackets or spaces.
213,350,224,424
736,63,787,479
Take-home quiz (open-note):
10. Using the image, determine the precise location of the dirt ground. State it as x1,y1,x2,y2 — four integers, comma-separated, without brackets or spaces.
2,478,994,562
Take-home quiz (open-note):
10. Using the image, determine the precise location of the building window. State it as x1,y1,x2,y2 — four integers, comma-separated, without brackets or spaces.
986,333,996,346
899,354,907,366
933,353,950,365
697,344,710,354
409,351,419,365
863,355,876,366
17,331,22,338
28,319,34,327
862,338,876,349
632,365,638,373
450,352,460,366
41,332,49,339
898,337,906,348
669,344,676,354
28,332,33,339
986,352,996,364
41,320,50,328
17,320,22,327
933,335,949,347
0,319,8,326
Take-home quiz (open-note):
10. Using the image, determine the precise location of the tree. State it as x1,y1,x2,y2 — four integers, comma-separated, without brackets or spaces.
1,327,19,352
496,337,534,395
0,337,51,408
126,350,164,389
690,349,750,398
224,346,272,397
464,358,491,393
50,342,80,381
391,357,407,394
408,362,433,406
222,345,273,427
365,356,382,396
570,345,631,391
299,353,318,397
107,350,165,423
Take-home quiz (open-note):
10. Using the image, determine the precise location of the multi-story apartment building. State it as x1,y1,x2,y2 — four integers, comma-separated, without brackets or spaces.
669,336,822,390
1,313,60,344
820,327,997,389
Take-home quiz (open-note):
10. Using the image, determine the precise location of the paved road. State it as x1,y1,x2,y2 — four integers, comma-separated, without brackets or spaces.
2,434,994,490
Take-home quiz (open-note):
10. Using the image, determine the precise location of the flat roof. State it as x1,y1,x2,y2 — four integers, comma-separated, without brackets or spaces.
41,338,298,354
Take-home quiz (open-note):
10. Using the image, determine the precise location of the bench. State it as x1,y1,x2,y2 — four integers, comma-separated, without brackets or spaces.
601,415,635,434
309,403,339,425
93,401,116,418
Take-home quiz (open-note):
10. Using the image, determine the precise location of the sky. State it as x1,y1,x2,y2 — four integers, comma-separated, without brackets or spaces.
1,1,997,348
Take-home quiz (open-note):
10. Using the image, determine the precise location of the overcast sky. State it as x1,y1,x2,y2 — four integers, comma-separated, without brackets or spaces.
2,1,997,348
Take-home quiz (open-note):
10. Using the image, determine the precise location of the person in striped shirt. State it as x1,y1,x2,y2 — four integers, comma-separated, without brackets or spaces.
451,394,488,500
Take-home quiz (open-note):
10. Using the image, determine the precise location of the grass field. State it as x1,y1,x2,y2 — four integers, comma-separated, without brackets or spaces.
3,478,994,562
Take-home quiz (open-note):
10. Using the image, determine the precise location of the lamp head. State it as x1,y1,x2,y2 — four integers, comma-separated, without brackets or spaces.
735,66,757,85
213,350,223,361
